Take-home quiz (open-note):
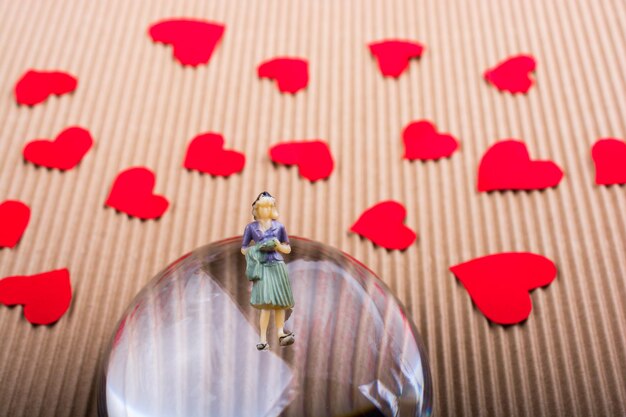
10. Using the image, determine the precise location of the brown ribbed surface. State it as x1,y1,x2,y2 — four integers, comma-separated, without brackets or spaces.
0,0,625,416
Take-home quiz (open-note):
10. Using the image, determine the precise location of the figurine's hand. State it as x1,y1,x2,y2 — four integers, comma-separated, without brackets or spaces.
277,242,291,254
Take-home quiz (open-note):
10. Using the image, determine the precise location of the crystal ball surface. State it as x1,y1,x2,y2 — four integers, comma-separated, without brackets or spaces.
98,237,433,417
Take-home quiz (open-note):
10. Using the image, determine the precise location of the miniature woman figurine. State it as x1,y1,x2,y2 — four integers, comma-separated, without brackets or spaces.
241,192,295,350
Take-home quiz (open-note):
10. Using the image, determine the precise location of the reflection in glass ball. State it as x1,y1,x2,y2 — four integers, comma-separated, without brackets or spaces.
98,237,433,417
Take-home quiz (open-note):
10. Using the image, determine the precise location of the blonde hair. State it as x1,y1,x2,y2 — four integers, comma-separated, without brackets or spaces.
252,195,279,220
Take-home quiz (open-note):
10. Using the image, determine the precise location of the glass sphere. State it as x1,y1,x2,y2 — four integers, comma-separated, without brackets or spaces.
98,237,433,417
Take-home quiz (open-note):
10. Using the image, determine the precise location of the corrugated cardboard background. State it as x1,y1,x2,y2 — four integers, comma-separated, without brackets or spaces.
0,0,625,415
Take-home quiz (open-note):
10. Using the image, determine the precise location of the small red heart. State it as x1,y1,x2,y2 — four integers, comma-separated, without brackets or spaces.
23,126,93,171
14,70,78,106
368,40,425,78
148,19,225,67
478,140,563,191
105,167,169,220
0,200,30,248
183,132,245,177
484,54,536,94
450,252,557,325
0,268,72,325
258,57,309,94
591,138,626,186
350,201,417,250
269,140,334,181
403,120,459,160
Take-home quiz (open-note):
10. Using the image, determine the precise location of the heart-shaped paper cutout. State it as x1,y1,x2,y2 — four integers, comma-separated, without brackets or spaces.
368,40,425,78
484,55,536,94
257,57,309,94
0,268,72,325
148,19,225,67
0,200,30,248
478,140,563,191
269,140,334,181
184,132,245,176
23,126,93,171
350,201,417,250
105,167,169,220
450,252,557,325
403,120,459,160
14,70,78,106
591,138,626,185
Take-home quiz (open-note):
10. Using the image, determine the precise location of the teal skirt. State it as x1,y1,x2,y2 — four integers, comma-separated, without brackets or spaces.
250,261,295,310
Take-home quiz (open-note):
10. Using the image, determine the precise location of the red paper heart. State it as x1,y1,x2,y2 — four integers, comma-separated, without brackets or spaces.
368,40,425,78
148,19,225,67
258,57,309,94
269,140,334,181
484,55,536,94
184,132,245,177
105,167,169,220
403,120,459,160
478,140,563,191
450,252,557,325
0,268,72,325
23,126,93,171
350,201,417,250
14,70,77,106
0,200,30,248
591,138,626,185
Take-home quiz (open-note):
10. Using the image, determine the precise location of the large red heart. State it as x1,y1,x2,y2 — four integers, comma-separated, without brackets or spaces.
105,167,169,220
478,140,563,191
450,252,557,325
0,200,30,248
269,140,334,181
350,201,417,250
0,268,72,325
368,40,425,78
403,120,459,160
184,132,245,177
23,126,93,171
591,138,626,185
257,57,309,94
484,55,536,94
148,19,225,67
14,70,78,106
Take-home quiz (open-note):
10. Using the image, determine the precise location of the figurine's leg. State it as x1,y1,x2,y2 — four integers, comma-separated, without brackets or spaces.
275,309,286,336
259,309,270,343
276,308,295,346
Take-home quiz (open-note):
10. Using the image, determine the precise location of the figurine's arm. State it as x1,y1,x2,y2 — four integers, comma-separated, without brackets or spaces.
275,224,291,254
241,224,254,255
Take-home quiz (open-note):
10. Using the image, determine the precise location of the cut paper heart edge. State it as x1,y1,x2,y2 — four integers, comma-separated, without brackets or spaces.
105,167,169,220
257,57,309,94
0,200,30,249
148,19,226,67
478,140,563,192
402,120,459,160
450,252,557,325
591,138,626,186
184,132,245,177
23,126,93,171
484,54,537,94
0,268,72,325
350,201,417,251
14,70,78,106
269,140,334,181
368,40,425,78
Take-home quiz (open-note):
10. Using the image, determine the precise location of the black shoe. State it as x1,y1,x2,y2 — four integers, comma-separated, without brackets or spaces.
279,332,295,346
256,342,269,351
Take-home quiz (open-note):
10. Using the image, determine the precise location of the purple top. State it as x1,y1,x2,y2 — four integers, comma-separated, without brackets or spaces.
241,220,290,262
